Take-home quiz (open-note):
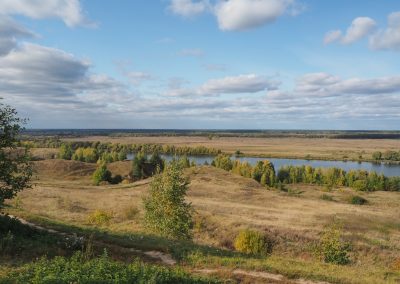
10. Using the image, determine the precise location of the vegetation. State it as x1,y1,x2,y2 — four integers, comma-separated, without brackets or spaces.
92,163,112,185
315,221,351,265
372,150,400,162
143,161,193,240
0,102,32,207
87,209,114,226
1,251,218,284
277,165,400,191
131,151,165,181
213,155,400,192
348,195,368,205
234,229,272,256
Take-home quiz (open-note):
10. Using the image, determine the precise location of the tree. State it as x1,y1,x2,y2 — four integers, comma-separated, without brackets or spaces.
143,161,193,240
58,143,73,160
92,163,112,185
0,102,32,206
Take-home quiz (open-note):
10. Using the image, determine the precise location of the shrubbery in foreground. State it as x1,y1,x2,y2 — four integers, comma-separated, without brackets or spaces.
234,229,273,256
0,251,218,284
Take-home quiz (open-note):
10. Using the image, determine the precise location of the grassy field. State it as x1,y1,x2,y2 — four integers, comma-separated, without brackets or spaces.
61,135,400,161
3,159,400,283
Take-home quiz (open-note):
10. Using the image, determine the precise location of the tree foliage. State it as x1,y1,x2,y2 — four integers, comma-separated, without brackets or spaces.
0,102,32,206
143,161,193,240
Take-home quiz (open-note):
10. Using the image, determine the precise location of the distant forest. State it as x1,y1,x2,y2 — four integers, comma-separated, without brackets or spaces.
22,129,400,139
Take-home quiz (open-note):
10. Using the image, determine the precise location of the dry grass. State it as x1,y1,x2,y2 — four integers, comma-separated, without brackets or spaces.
7,159,400,283
62,135,400,160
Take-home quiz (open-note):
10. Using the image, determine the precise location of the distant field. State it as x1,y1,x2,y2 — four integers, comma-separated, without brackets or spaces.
62,135,400,161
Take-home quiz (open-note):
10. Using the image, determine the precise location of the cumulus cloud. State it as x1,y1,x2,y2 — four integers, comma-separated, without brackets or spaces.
369,12,400,51
325,17,376,45
168,0,210,17
168,0,299,31
0,16,35,56
296,72,400,96
0,0,93,27
215,0,294,31
0,43,134,112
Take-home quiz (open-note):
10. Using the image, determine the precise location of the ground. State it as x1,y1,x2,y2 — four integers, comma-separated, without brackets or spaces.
61,135,400,161
3,159,400,283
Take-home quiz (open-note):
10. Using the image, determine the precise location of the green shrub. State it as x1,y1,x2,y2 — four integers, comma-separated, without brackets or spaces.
348,195,368,205
87,210,113,226
2,251,218,283
315,222,351,265
234,229,272,255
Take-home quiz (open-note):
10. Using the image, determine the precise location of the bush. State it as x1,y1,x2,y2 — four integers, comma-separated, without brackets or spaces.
315,222,351,265
2,251,218,283
348,195,368,205
234,229,272,255
87,210,113,226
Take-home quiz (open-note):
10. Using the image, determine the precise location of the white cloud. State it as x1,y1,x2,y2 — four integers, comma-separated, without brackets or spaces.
0,43,134,111
168,0,210,17
341,17,376,44
201,74,279,94
370,12,400,51
215,0,294,31
0,0,92,27
323,30,342,45
296,72,400,96
324,17,376,45
165,74,279,97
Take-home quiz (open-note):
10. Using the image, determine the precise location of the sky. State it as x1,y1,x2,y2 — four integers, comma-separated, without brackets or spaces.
1,0,400,130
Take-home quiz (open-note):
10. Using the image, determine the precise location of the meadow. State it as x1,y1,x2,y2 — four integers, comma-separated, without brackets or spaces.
2,154,400,283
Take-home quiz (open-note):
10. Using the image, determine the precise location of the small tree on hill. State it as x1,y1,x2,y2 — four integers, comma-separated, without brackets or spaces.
92,162,112,185
0,102,32,206
143,161,193,240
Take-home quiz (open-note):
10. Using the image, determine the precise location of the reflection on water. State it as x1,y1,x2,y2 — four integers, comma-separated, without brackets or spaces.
126,154,400,177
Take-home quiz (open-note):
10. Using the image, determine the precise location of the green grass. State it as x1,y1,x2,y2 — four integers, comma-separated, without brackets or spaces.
5,211,400,284
0,252,221,284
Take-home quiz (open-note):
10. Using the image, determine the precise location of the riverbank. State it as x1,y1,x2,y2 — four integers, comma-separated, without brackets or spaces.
60,135,400,164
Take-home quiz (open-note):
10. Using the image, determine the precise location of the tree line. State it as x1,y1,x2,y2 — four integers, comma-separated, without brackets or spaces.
372,150,400,162
211,154,400,192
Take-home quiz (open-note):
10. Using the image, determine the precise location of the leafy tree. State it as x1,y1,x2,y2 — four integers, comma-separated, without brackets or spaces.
58,144,73,160
0,102,32,206
92,163,112,185
143,161,193,240
212,154,233,171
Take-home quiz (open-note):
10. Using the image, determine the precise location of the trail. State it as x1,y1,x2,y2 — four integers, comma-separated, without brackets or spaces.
6,214,176,265
6,214,330,284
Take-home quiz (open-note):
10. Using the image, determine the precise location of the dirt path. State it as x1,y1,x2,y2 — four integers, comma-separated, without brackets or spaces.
7,214,330,284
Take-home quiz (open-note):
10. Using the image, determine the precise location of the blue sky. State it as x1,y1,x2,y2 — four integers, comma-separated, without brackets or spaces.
1,0,400,129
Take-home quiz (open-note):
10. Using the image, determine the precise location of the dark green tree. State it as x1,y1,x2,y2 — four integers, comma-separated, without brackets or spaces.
0,102,32,206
